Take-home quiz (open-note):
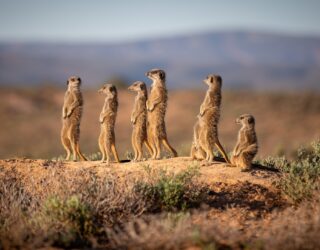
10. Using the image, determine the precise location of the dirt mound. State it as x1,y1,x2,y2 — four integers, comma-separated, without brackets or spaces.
0,157,285,213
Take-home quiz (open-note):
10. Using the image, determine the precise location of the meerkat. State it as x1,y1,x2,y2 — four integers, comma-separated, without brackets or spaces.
191,74,230,163
61,76,87,161
128,81,153,161
231,114,258,170
145,69,177,159
98,84,120,163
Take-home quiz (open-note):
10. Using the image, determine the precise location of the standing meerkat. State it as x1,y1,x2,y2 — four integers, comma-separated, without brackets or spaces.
191,74,230,163
146,69,177,159
61,76,87,161
231,114,258,170
98,84,120,163
128,81,153,161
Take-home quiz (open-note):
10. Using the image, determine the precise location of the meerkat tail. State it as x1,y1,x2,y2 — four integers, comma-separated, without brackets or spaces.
215,140,231,164
111,144,120,163
162,138,178,157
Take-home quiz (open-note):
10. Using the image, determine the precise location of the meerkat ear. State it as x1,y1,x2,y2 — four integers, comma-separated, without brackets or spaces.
159,71,165,80
66,80,69,85
248,117,254,124
216,75,222,84
210,76,214,83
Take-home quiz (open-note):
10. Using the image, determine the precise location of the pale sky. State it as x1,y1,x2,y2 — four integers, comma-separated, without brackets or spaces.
0,0,320,42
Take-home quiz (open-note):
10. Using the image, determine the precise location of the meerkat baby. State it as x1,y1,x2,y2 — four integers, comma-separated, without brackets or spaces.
192,74,230,163
146,69,177,159
61,76,87,161
98,84,120,163
128,81,153,161
231,114,258,170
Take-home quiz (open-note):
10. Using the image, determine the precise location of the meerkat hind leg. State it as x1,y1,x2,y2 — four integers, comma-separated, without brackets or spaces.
190,144,197,159
149,136,158,160
205,149,214,162
111,144,120,163
76,144,87,161
136,141,143,161
131,134,138,161
154,138,162,159
71,141,78,162
99,133,107,162
162,138,178,157
144,140,153,158
61,136,72,161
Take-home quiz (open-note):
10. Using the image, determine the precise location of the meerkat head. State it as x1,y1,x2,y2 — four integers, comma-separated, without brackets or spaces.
203,74,222,89
128,81,147,93
67,76,81,90
145,69,166,85
236,114,255,128
98,83,117,99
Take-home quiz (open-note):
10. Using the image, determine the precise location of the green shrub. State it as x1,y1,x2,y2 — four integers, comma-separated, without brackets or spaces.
87,152,102,161
42,195,95,247
261,156,290,171
135,166,202,211
278,140,320,203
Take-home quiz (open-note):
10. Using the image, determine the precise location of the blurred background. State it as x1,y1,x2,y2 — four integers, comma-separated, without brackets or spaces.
0,0,319,159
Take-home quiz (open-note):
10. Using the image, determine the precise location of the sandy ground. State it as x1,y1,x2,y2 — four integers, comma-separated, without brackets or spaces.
0,157,280,190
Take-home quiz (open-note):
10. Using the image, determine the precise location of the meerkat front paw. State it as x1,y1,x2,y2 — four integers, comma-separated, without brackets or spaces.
148,104,154,111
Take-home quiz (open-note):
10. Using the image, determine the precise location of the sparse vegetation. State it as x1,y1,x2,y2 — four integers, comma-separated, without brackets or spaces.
1,140,320,249
135,165,203,211
261,141,320,203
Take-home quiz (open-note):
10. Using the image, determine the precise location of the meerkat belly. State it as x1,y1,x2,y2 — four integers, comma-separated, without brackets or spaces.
64,106,82,126
101,118,115,137
133,116,147,141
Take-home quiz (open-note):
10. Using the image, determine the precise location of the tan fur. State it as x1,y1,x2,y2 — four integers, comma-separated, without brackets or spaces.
191,74,230,163
128,81,153,161
146,69,177,159
61,76,87,161
98,84,120,163
231,114,258,170
190,120,206,160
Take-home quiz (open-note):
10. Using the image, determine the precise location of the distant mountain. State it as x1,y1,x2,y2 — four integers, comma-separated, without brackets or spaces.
1,31,320,89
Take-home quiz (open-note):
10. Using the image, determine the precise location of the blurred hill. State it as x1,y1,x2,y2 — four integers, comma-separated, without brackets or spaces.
1,31,320,89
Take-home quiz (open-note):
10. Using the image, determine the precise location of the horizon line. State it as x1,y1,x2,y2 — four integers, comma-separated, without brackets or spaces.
1,28,320,44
